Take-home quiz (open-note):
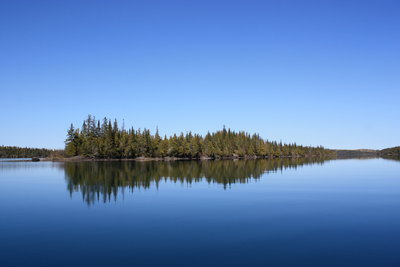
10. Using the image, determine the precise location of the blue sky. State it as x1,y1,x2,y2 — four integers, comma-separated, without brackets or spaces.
0,0,399,149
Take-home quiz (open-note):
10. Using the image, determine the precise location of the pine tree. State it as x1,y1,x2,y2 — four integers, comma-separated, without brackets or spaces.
64,115,333,159
65,124,79,157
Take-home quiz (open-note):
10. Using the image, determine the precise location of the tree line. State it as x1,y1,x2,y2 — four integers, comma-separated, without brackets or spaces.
0,146,55,158
65,115,333,159
379,146,400,158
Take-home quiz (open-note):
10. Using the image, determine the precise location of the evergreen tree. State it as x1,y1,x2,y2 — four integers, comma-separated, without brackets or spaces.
65,124,79,157
64,115,334,159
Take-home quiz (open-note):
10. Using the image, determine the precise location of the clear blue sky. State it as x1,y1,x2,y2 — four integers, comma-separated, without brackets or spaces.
0,0,399,150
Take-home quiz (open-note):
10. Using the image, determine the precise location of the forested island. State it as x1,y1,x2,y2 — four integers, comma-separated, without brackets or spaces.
2,116,397,161
64,115,333,159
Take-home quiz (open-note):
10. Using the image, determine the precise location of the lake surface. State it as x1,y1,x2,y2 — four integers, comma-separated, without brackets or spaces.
1,158,400,267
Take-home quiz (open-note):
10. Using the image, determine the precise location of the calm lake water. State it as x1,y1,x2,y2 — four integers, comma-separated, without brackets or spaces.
1,158,400,267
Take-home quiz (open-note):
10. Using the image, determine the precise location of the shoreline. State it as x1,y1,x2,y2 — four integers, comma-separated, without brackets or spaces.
1,155,334,162
44,155,323,162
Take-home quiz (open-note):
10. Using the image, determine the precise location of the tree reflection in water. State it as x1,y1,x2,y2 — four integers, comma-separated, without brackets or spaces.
63,158,329,205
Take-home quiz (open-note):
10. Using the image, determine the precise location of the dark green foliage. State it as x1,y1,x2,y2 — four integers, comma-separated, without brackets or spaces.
65,115,333,159
379,146,400,157
0,146,55,158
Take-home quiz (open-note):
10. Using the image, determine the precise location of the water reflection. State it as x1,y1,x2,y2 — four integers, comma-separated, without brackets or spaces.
64,158,329,205
0,161,60,172
381,155,400,162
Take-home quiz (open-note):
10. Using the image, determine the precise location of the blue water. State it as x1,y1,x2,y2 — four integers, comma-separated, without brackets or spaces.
0,158,399,267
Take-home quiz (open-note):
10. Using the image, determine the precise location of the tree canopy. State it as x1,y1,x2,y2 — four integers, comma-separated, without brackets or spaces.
65,115,332,159
379,146,400,158
0,146,55,158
